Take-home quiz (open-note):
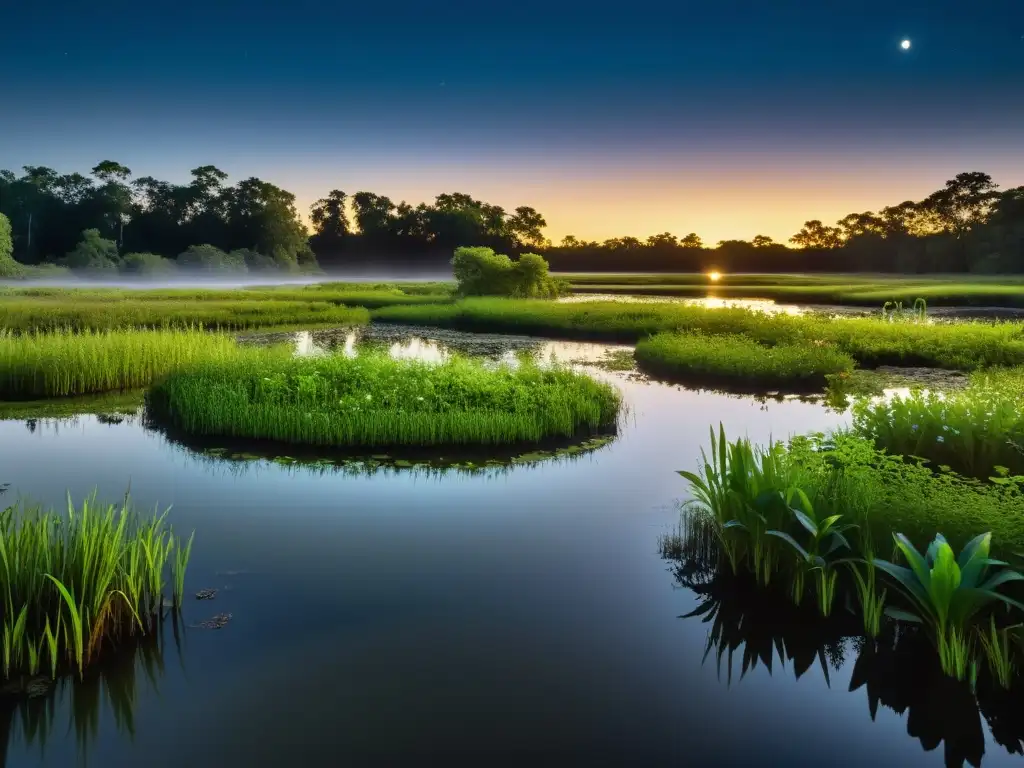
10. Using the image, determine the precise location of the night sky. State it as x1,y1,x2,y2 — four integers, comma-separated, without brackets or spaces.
2,0,1022,243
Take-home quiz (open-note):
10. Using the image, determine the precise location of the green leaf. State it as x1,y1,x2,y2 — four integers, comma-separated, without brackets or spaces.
927,543,960,630
766,530,810,561
873,558,932,617
884,607,923,623
957,532,992,587
791,508,818,538
893,534,932,593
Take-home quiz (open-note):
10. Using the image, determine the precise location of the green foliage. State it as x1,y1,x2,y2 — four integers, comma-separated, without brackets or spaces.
0,492,193,681
0,329,252,399
0,212,24,278
148,350,622,448
851,368,1024,478
634,331,854,390
873,533,1024,679
677,426,1024,683
176,244,248,273
373,298,1024,370
120,252,177,276
451,247,561,298
59,229,120,274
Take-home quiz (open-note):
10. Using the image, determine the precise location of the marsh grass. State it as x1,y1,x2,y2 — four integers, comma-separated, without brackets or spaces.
851,368,1024,478
0,329,265,400
147,349,622,448
372,298,1024,370
0,297,369,333
0,493,192,683
635,331,854,390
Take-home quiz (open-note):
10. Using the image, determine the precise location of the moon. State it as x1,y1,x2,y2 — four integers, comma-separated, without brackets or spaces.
900,39,911,50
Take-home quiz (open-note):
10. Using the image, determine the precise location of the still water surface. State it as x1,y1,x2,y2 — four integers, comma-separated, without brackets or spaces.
0,327,1019,767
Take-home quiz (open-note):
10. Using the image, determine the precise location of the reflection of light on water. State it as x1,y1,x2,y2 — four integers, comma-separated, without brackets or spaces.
388,338,449,363
288,329,632,371
685,296,804,316
294,331,326,357
557,293,804,316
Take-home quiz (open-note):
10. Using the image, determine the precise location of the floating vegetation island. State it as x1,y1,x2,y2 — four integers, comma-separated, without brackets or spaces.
147,350,622,449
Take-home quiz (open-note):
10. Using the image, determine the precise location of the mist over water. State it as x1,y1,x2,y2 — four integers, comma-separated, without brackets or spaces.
0,266,455,290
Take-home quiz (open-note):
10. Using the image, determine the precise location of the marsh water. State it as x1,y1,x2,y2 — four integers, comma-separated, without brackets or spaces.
1,325,1021,767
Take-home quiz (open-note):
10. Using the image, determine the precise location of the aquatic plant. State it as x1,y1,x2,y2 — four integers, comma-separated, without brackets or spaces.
851,368,1024,478
676,425,819,584
0,328,265,400
843,547,887,637
873,532,1024,680
882,297,928,323
977,617,1019,689
764,492,856,616
0,493,193,682
373,297,1024,370
634,331,854,390
147,349,622,448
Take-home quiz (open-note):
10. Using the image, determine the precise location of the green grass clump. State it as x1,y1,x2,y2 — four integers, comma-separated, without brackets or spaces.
0,329,258,400
634,331,854,390
851,367,1024,478
372,298,1024,371
148,350,622,448
0,493,193,682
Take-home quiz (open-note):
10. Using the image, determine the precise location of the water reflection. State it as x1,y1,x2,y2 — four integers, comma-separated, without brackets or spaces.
666,516,1024,767
557,293,806,315
0,618,182,768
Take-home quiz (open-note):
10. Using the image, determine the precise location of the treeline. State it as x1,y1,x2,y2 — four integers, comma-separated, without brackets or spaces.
1,162,1021,276
0,163,316,276
547,173,1024,273
0,163,548,276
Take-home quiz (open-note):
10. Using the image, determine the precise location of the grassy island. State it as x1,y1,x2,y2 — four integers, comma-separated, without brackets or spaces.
147,351,622,448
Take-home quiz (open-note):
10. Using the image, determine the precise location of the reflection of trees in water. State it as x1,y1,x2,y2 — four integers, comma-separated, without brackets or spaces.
666,514,1024,768
0,614,183,768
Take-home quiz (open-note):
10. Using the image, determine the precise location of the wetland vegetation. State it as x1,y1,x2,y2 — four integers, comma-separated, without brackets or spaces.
147,350,621,448
0,493,192,686
8,242,1024,765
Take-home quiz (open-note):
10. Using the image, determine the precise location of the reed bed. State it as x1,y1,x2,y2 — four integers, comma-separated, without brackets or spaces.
0,493,193,682
851,366,1024,478
0,328,267,400
372,298,1024,370
634,331,854,389
148,350,622,447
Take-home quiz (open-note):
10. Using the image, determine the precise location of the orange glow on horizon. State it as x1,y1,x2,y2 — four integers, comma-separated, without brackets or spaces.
707,270,722,282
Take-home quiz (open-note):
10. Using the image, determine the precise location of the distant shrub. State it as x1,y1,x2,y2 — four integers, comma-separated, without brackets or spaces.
0,213,24,278
452,246,562,298
121,252,177,276
231,248,277,272
59,229,121,274
176,244,248,273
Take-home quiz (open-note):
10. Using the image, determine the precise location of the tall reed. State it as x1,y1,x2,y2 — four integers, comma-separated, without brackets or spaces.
0,328,258,400
0,492,193,682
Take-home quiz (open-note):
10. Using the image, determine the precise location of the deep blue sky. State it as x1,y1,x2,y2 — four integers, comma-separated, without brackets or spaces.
2,0,1022,241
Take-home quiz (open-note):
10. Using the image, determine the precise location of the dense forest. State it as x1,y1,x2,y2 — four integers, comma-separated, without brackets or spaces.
1,162,1021,276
